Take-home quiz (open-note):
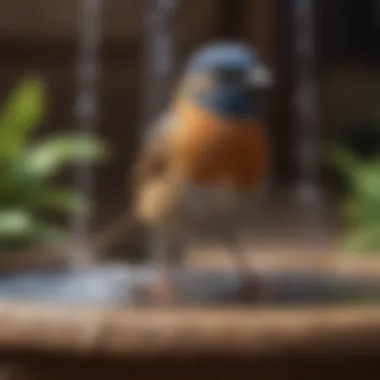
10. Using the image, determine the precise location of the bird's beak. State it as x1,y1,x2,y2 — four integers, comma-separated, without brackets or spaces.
248,65,274,89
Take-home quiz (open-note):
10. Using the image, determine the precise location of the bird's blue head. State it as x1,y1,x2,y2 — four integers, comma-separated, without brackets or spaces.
180,41,273,118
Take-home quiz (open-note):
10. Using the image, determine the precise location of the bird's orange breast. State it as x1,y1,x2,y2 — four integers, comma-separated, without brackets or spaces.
170,100,271,190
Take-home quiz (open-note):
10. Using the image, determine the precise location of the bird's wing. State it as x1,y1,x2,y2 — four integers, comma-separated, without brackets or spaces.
87,111,177,257
132,110,176,186
131,109,188,227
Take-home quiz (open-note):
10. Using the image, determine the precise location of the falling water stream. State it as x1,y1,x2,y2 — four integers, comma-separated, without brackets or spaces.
293,0,326,252
71,0,103,266
142,0,178,264
143,0,177,128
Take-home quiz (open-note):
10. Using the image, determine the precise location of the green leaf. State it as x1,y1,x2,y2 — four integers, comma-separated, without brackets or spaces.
0,76,103,253
344,223,380,254
343,198,361,221
0,209,35,239
0,157,45,207
36,188,91,217
326,144,362,182
0,74,46,156
327,142,380,253
354,161,380,198
33,222,68,245
24,134,109,178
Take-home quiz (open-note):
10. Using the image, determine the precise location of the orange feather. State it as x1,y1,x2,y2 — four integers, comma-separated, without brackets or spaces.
170,99,271,190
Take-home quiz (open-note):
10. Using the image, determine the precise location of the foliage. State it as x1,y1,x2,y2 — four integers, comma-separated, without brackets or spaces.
0,74,108,252
328,144,380,253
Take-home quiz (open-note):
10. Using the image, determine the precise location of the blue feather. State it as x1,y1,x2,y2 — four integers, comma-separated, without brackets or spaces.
186,42,258,74
184,42,264,118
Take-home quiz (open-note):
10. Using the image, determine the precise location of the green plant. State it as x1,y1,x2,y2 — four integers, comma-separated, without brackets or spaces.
0,74,108,252
328,145,380,253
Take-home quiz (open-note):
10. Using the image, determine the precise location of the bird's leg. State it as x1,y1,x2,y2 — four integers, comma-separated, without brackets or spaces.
223,230,262,302
146,227,185,305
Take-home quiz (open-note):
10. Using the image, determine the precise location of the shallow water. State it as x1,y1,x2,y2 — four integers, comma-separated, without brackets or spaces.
0,264,378,307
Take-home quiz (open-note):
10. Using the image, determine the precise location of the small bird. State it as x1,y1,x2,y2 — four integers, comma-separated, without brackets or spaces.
92,41,273,303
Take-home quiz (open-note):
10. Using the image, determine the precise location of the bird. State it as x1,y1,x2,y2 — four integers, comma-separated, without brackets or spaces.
90,41,273,304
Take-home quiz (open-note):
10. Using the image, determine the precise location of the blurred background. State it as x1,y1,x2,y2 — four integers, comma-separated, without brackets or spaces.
1,0,380,267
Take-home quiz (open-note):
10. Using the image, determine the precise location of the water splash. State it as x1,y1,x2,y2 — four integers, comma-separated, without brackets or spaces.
293,0,326,251
71,0,103,266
